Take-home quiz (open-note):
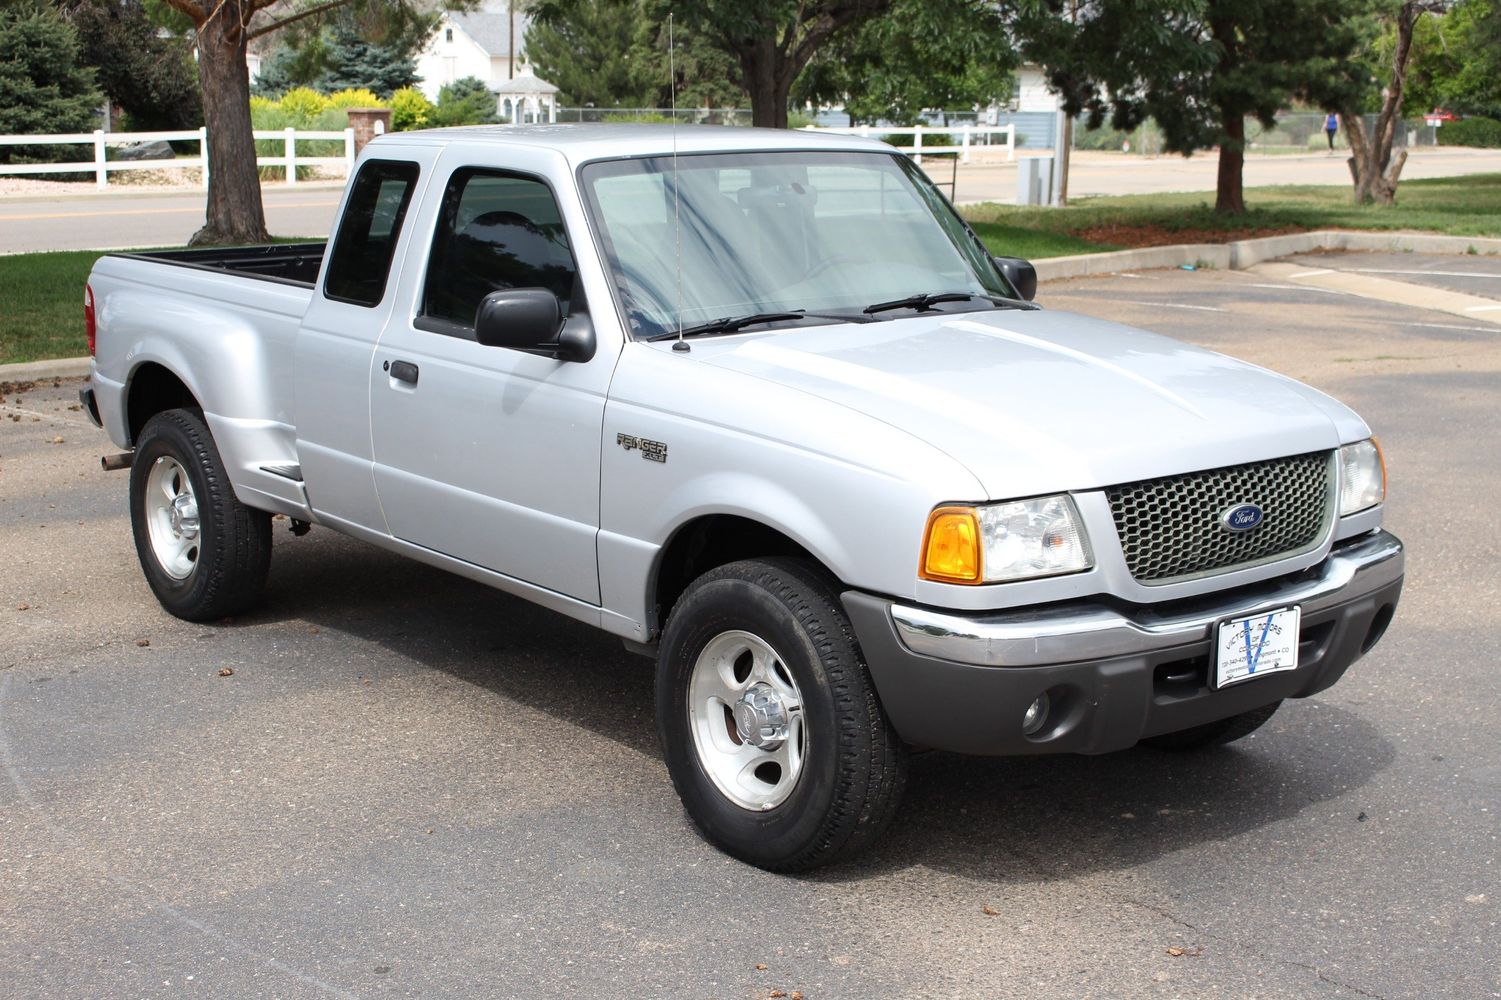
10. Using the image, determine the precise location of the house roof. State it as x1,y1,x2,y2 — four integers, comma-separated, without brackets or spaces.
449,11,529,57
491,72,559,96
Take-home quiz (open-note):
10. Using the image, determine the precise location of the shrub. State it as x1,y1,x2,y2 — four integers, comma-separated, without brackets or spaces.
1438,117,1501,148
390,87,434,131
430,77,497,128
325,88,384,110
277,86,331,125
601,111,675,124
882,131,953,148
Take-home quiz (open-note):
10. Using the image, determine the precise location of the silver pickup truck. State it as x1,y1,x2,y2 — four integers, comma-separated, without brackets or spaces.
82,125,1403,871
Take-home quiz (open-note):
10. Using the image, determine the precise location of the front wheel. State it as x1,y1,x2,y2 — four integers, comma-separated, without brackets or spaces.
129,408,272,622
656,558,907,872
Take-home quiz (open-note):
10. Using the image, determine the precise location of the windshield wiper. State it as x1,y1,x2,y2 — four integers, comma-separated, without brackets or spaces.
644,310,879,342
863,291,1011,315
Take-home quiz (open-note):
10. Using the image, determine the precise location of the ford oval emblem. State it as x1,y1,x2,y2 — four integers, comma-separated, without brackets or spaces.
1221,503,1265,532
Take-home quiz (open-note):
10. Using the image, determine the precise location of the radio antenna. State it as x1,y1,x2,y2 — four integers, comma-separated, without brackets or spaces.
669,12,688,352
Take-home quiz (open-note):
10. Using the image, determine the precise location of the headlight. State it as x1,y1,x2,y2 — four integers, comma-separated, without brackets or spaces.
921,495,1093,584
1339,438,1386,515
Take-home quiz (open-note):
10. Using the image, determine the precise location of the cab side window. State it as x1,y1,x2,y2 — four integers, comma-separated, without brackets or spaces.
419,168,578,332
324,159,420,307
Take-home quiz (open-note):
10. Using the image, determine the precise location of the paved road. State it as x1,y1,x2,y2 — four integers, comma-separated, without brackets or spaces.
2,255,1499,999
5,147,1501,252
0,185,345,254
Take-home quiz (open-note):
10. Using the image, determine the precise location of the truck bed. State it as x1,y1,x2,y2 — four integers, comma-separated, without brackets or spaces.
117,242,327,287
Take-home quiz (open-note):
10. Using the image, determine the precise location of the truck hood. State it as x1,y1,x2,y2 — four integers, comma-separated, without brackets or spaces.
692,307,1367,500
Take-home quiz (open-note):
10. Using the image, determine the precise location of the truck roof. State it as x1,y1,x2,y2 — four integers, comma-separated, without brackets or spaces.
371,123,893,165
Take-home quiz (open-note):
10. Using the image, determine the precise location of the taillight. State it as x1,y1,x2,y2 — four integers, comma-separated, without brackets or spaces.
84,284,96,356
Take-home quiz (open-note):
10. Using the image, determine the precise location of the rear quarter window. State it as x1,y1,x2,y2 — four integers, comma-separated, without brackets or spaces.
323,159,421,307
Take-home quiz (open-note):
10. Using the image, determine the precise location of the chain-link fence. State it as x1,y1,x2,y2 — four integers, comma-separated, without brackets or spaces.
1072,112,1438,155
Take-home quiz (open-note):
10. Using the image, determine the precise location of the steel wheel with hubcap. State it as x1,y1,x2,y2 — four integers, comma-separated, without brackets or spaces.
688,629,807,812
129,408,273,622
143,455,202,580
657,557,907,871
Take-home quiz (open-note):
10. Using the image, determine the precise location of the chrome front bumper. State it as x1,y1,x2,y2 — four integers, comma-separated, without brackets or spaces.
890,530,1404,668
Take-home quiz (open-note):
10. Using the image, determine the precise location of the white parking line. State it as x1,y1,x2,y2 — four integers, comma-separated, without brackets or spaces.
1247,282,1353,296
1118,300,1226,312
1348,268,1501,280
1464,304,1501,312
1411,322,1500,334
1287,269,1335,278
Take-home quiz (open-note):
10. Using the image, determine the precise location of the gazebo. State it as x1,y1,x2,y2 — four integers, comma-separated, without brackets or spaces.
493,68,560,124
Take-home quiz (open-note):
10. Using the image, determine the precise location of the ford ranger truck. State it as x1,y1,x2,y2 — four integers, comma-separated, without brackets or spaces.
80,125,1404,871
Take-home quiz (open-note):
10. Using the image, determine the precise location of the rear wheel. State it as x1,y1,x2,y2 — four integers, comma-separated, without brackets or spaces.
656,558,907,872
1141,700,1282,751
129,408,272,621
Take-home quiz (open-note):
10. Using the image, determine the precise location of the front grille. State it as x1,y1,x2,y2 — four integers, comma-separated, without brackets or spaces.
1107,452,1332,584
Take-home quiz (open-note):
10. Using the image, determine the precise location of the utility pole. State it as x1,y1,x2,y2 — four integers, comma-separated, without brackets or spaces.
508,0,516,78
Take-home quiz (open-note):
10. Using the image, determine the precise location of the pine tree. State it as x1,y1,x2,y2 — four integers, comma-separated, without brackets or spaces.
0,4,101,163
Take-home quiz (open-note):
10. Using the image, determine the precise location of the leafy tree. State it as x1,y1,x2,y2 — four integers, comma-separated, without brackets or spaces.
526,0,658,106
153,0,468,245
661,0,893,127
1340,0,1449,205
795,0,1016,125
526,0,745,109
1028,0,1370,215
1388,0,1500,118
0,4,100,163
430,75,497,126
60,0,201,131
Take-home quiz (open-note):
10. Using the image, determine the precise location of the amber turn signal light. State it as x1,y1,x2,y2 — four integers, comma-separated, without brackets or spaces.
920,506,982,584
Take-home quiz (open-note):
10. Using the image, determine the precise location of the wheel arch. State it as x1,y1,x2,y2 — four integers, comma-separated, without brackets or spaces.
650,513,837,634
125,361,202,445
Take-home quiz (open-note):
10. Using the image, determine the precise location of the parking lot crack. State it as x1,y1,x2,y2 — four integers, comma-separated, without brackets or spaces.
1107,889,1387,998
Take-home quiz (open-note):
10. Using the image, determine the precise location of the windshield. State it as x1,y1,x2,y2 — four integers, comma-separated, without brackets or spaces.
578,150,1015,339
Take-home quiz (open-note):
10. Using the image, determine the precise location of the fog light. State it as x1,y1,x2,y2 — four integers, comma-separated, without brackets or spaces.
1022,693,1050,736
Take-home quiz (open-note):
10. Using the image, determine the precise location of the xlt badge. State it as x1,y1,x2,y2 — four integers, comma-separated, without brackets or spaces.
617,433,668,463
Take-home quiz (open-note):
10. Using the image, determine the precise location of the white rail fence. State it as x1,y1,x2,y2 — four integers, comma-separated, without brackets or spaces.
799,124,1016,164
0,127,357,190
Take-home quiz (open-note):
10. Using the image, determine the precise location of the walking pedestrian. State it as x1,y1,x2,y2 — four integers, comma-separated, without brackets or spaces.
1325,112,1340,153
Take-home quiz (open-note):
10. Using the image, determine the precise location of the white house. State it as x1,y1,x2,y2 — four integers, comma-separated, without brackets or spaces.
415,5,531,100
1012,64,1063,114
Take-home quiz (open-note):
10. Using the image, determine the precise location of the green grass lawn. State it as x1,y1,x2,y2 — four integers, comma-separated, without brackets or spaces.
964,173,1501,259
0,249,107,366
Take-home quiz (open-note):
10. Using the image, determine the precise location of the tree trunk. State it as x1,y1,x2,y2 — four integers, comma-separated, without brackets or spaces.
191,0,270,246
740,39,791,129
1343,0,1432,207
1214,113,1245,215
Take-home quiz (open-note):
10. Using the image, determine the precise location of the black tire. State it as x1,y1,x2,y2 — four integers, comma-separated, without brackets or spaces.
1141,700,1282,752
656,557,907,872
129,408,272,622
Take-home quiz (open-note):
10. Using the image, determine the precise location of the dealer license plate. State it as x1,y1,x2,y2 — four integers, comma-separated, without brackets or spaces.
1214,607,1301,689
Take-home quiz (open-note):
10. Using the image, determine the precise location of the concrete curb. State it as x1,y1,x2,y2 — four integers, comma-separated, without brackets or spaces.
1035,229,1501,282
0,357,91,381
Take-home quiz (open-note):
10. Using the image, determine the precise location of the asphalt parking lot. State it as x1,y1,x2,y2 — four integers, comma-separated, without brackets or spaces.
2,253,1498,1000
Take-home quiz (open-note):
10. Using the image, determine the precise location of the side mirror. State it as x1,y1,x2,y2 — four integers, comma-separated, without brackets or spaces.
993,256,1038,302
474,288,596,363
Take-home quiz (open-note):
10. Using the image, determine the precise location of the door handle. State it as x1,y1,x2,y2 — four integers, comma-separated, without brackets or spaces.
385,360,419,385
